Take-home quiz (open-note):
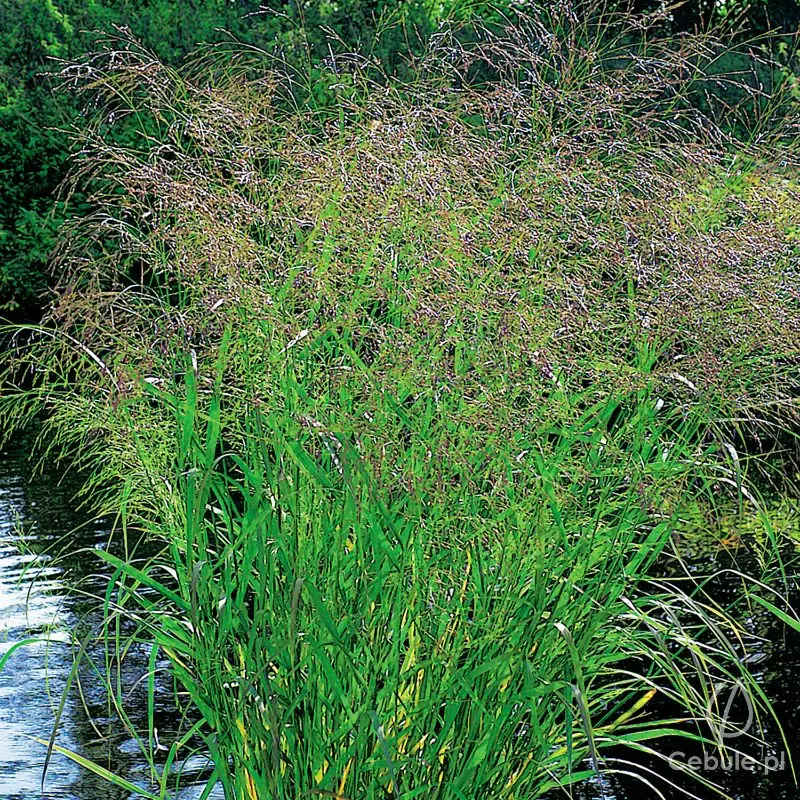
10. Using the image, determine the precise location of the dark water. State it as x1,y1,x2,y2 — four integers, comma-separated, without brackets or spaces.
572,552,800,800
1,434,799,799
0,434,220,799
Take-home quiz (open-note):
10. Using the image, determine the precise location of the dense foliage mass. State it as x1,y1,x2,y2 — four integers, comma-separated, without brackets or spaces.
0,0,444,310
1,0,799,311
3,5,800,798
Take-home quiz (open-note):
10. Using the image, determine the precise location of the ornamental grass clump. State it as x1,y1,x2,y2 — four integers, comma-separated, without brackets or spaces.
2,4,800,798
97,373,785,799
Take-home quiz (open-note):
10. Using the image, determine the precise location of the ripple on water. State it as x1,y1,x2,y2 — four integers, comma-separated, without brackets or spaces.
0,438,222,799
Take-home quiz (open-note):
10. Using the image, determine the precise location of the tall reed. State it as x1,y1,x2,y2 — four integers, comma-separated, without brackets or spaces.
94,353,786,799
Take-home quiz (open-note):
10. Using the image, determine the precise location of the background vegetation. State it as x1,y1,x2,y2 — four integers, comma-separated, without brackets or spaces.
0,0,443,311
1,0,799,312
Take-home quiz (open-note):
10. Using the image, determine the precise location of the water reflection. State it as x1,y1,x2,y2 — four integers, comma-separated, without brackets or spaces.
0,458,84,798
0,436,217,799
559,545,800,800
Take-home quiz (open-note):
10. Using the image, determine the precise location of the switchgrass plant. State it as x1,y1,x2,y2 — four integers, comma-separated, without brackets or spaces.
90,360,790,799
3,3,800,797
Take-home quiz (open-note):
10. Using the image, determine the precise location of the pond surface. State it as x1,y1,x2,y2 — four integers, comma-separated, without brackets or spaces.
0,433,218,799
0,433,798,799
